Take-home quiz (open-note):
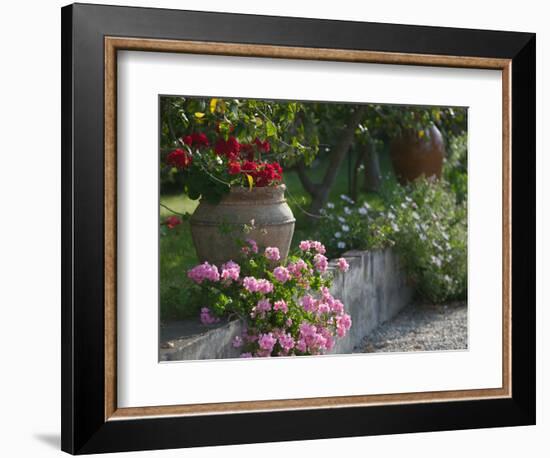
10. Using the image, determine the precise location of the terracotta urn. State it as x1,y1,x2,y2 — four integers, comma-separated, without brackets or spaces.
389,125,445,185
189,185,295,267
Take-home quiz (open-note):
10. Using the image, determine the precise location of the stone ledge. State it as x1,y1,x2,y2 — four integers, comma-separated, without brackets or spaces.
160,248,412,361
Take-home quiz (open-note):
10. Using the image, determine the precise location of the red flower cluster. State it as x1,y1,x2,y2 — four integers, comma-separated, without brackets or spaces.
166,148,192,169
215,136,271,161
165,215,182,229
254,138,271,153
214,136,241,160
181,132,209,148
227,160,282,187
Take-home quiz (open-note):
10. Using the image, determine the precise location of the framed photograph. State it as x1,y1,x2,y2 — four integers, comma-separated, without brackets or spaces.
61,3,536,454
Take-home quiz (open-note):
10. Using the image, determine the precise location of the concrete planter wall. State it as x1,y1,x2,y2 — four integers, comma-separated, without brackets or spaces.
160,248,412,361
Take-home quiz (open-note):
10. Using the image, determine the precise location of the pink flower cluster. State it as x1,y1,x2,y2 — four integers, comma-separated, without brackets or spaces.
200,307,220,325
188,262,220,284
299,287,345,316
313,253,328,273
273,266,291,283
337,257,350,272
299,240,326,254
220,260,240,283
242,276,274,294
188,239,352,358
295,323,335,354
287,259,311,278
241,239,258,255
273,299,288,312
264,246,281,261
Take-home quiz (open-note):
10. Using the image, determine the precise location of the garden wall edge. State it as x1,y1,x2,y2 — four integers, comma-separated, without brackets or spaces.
160,248,412,361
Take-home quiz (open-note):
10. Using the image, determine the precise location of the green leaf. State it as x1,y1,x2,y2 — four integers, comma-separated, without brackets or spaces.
266,120,277,138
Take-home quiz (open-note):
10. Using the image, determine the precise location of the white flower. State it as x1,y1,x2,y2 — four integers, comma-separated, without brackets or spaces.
341,224,350,232
387,212,396,221
326,202,335,209
412,211,420,221
444,275,452,283
363,202,371,210
391,222,400,232
337,241,346,249
431,255,442,268
344,206,352,215
358,207,368,216
340,194,355,204
400,202,408,209
337,216,346,223
419,233,427,241
334,232,342,239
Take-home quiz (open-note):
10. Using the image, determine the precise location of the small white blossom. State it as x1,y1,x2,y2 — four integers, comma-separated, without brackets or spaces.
344,206,352,215
358,207,368,216
334,232,342,239
340,194,355,204
431,255,442,268
362,202,371,210
337,216,346,223
391,222,400,232
342,224,350,232
412,211,420,221
337,241,346,249
326,202,335,209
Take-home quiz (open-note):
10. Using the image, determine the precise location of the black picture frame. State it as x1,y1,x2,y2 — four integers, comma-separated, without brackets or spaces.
61,3,535,454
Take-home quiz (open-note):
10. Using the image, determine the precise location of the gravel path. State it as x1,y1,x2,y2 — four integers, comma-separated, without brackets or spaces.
360,302,467,353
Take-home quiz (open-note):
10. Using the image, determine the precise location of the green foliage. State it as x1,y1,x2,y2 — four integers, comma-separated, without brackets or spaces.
443,133,468,203
317,177,467,303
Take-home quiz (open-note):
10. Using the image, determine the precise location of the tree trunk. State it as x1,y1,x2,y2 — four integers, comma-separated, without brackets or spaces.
364,140,382,192
351,147,368,202
300,106,365,216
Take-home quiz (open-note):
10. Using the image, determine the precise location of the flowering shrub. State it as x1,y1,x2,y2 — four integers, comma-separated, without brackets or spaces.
165,131,283,204
318,177,467,303
186,240,352,357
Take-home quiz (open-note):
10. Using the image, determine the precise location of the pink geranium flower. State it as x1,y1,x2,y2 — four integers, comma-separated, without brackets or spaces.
200,307,220,325
337,257,350,272
273,266,291,283
273,299,288,313
264,246,281,261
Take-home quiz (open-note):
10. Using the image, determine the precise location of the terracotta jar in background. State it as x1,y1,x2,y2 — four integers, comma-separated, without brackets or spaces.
389,125,445,185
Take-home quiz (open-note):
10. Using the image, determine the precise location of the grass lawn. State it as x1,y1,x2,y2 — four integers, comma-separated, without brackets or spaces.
160,149,396,320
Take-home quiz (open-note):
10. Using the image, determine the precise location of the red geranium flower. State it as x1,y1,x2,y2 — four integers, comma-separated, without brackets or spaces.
191,132,209,147
228,161,241,175
165,215,182,229
215,136,241,160
253,161,283,187
181,132,209,148
166,148,192,169
241,160,258,173
254,138,271,153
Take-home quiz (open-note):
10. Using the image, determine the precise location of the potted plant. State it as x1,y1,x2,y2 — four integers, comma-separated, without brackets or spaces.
165,132,295,267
